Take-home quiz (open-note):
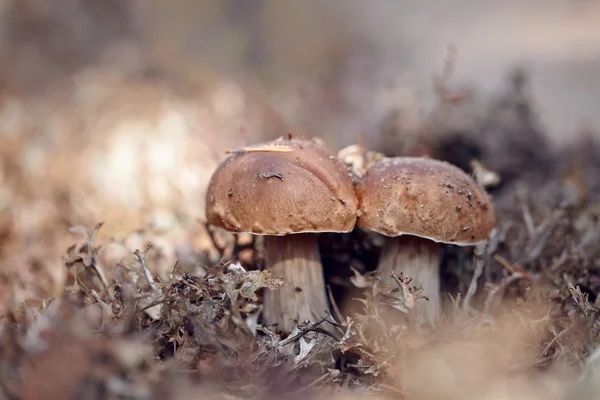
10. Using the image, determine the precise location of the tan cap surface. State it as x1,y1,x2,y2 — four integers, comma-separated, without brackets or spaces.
356,157,496,245
205,137,358,235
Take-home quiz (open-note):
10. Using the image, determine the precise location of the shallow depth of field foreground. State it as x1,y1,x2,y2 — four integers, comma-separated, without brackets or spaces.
2,1,600,399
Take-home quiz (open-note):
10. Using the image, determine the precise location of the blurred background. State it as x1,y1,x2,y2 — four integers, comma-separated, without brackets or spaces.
1,0,600,300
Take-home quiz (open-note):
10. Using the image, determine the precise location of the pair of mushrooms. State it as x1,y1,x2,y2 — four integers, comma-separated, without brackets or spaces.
205,136,496,333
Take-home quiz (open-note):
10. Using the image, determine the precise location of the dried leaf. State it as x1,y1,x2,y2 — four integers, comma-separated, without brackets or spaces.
375,272,425,315
294,336,317,364
240,270,284,301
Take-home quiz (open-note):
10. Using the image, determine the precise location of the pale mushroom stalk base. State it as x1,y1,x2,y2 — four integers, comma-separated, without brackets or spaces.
378,235,441,328
263,234,329,334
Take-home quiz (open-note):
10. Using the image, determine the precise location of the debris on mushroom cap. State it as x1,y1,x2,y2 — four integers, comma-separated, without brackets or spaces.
355,156,496,245
337,144,385,179
470,159,501,189
205,136,359,235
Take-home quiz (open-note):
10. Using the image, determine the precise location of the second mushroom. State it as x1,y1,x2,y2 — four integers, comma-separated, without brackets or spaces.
355,156,496,328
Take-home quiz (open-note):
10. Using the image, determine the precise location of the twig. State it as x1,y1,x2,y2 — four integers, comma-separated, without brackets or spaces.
170,260,180,279
462,255,485,315
493,254,532,281
87,222,109,289
88,289,113,330
278,318,340,347
521,198,536,238
483,272,527,314
322,312,345,330
494,254,516,273
225,145,294,154
541,326,570,357
524,210,563,263
327,284,345,326
565,278,598,321
68,222,109,290
133,245,157,291
281,326,339,347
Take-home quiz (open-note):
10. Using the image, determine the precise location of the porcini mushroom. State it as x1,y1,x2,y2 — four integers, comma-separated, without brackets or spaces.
355,156,496,327
205,136,358,333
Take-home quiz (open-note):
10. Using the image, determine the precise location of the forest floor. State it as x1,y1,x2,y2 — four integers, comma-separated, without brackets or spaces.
2,65,600,400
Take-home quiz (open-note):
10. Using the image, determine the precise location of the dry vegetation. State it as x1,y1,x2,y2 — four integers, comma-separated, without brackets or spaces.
1,1,600,399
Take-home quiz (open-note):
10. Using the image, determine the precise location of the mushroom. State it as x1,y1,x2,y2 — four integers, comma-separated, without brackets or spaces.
355,156,496,328
205,136,358,333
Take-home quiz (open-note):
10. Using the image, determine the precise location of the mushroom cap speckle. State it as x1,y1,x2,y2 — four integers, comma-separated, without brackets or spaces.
205,137,358,235
356,156,496,245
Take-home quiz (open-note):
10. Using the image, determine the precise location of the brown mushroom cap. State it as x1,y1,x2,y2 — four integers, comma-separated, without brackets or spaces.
205,137,358,235
356,157,496,245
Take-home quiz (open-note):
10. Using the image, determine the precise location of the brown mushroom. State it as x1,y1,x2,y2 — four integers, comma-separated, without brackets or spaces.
205,136,358,333
355,156,496,327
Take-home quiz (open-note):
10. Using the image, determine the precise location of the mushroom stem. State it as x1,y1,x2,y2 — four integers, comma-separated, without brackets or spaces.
378,235,441,328
262,234,329,333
